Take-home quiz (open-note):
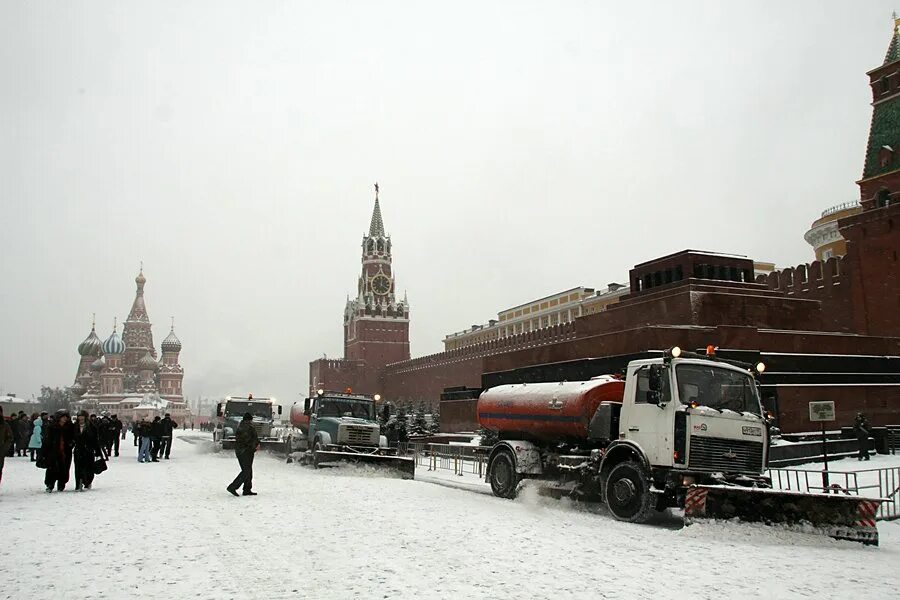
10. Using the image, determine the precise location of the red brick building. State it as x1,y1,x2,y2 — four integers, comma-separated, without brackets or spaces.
311,25,900,433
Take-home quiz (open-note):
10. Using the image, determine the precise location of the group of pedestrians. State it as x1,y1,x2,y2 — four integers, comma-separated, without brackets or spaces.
131,414,178,463
2,410,44,461
0,406,111,493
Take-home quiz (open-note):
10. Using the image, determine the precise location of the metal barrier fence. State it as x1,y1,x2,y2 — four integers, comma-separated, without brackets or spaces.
767,467,899,520
405,443,489,478
889,427,900,455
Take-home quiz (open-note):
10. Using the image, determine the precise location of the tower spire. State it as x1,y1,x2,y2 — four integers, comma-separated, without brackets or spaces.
884,12,900,65
369,182,385,237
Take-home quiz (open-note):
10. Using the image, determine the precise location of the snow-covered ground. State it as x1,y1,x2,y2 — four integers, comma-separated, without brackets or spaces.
2,431,899,600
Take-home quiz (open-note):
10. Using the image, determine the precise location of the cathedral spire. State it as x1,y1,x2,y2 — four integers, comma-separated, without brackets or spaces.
128,266,149,322
369,182,385,237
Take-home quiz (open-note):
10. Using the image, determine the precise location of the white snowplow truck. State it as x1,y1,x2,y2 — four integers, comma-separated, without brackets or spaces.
479,347,884,545
214,395,283,451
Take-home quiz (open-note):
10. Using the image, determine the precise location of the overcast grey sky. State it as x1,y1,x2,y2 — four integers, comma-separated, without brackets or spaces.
0,1,895,405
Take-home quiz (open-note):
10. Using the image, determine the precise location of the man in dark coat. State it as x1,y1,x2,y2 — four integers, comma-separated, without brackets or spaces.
15,412,32,456
149,416,163,462
854,412,871,461
0,407,13,488
160,413,178,459
227,413,259,497
73,411,103,490
110,415,123,457
43,412,75,492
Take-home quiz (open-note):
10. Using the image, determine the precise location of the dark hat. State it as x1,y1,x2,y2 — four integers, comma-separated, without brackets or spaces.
153,416,161,421
243,412,253,421
78,410,89,418
164,413,170,417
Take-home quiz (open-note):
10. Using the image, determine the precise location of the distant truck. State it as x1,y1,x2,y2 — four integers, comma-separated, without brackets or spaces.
478,347,883,545
285,390,414,478
214,395,282,451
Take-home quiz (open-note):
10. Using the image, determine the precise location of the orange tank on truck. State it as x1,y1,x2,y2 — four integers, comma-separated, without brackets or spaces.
289,402,310,434
477,376,625,442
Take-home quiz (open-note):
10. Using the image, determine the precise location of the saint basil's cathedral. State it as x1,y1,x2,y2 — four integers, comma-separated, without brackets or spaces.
70,269,188,424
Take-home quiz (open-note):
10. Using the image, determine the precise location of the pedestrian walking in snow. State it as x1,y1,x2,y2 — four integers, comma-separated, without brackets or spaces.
160,413,177,459
226,413,259,497
149,416,163,462
854,412,871,461
132,420,140,447
110,415,123,457
74,411,103,491
43,412,75,492
15,412,32,457
0,407,13,489
28,413,43,462
136,418,152,463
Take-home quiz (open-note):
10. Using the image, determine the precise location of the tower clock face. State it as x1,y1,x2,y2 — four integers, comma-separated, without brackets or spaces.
371,274,391,295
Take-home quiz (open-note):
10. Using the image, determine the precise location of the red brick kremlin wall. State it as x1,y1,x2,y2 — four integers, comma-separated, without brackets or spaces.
378,204,899,434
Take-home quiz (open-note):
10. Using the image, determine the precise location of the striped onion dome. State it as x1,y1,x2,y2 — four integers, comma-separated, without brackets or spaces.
78,327,103,357
138,352,159,372
102,330,125,355
90,356,106,372
161,328,182,353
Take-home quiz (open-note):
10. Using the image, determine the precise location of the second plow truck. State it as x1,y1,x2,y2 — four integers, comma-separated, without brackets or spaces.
214,395,283,451
285,390,414,479
478,347,884,545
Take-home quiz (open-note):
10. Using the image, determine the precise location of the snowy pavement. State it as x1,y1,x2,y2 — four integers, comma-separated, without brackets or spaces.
1,431,899,600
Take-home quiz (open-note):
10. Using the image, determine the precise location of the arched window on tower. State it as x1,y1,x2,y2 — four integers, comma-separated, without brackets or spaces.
876,188,891,208
367,239,375,254
376,239,383,253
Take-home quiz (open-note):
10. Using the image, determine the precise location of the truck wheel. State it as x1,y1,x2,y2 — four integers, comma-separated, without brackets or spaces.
489,450,519,499
312,440,325,469
604,461,654,523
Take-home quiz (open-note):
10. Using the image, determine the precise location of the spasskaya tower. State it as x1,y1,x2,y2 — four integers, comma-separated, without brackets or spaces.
343,183,410,369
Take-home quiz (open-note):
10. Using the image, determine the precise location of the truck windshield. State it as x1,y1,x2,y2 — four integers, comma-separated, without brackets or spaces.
225,401,272,419
317,398,374,420
675,364,761,416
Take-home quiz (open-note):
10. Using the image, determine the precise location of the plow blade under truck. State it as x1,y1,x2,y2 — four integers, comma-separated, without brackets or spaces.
477,347,884,545
286,390,415,479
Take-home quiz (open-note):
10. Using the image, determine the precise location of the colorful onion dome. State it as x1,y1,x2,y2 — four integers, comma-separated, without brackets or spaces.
138,352,159,372
78,326,103,357
161,328,182,353
102,329,125,355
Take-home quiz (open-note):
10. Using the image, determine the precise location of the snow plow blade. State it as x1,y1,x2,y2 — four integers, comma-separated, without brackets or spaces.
684,485,884,546
314,450,416,479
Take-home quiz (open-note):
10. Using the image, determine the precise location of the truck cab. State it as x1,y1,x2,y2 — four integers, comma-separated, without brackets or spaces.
618,355,767,475
303,391,386,459
214,395,282,450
